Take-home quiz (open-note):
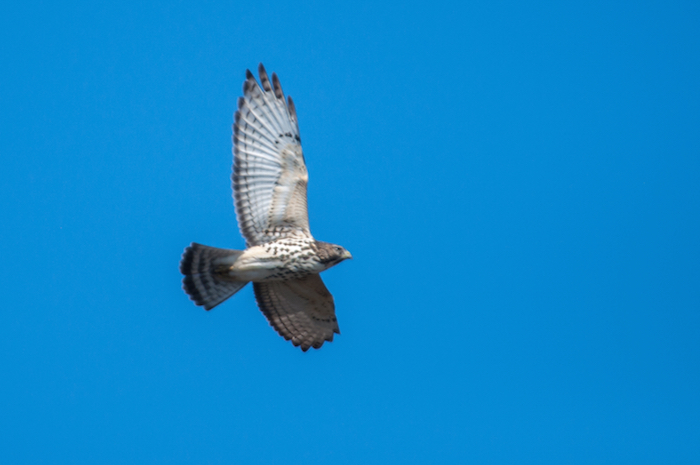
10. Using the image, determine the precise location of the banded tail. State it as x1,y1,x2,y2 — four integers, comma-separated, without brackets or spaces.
180,243,248,310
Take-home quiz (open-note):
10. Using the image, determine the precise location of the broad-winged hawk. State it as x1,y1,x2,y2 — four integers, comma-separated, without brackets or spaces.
180,64,351,351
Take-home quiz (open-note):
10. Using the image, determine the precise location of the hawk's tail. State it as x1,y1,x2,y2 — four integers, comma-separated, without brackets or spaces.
180,243,248,310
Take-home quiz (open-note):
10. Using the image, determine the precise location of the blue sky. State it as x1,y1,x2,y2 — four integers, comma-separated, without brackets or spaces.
2,1,699,463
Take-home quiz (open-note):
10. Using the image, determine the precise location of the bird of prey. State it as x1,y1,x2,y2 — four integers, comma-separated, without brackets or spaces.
180,64,352,351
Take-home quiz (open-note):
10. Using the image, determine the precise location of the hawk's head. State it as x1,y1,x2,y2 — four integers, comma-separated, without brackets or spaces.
315,241,352,269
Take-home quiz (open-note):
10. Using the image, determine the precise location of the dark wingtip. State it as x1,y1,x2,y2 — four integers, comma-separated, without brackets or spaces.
243,70,256,94
271,73,284,100
287,95,297,119
258,63,272,92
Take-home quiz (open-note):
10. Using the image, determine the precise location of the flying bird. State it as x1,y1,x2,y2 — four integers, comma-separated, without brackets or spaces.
180,64,352,351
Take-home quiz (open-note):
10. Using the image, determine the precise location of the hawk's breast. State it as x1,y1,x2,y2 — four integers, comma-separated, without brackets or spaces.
231,236,324,282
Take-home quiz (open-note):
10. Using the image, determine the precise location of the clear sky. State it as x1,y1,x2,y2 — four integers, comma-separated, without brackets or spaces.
2,1,699,463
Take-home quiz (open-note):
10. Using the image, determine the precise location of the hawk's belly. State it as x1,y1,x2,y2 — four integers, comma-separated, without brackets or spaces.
229,243,325,282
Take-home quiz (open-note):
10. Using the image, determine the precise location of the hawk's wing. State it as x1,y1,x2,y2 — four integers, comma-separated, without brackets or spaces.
253,274,340,351
233,64,310,246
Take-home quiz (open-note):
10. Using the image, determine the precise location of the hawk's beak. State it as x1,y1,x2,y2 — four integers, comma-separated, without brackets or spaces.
343,250,353,260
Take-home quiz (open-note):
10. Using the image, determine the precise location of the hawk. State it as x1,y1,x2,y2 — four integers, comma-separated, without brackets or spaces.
180,64,352,351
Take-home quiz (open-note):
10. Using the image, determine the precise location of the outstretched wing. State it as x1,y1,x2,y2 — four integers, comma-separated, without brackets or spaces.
233,64,310,246
253,274,340,351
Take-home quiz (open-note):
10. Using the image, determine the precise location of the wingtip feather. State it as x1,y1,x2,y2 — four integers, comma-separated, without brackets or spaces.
287,96,297,121
258,63,273,92
271,73,285,100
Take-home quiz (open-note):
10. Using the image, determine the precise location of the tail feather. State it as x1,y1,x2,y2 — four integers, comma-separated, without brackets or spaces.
180,243,248,310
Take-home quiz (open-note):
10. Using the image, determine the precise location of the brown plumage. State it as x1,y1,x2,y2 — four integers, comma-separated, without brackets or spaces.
180,64,351,351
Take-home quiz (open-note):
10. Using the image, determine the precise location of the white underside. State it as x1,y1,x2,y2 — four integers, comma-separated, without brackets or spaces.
219,245,324,282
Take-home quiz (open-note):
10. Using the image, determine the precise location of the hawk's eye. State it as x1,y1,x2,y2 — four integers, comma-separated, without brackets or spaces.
334,246,342,253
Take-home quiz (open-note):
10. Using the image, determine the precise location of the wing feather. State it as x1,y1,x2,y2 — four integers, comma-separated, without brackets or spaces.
258,64,274,92
233,64,309,246
271,73,285,100
253,275,340,351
